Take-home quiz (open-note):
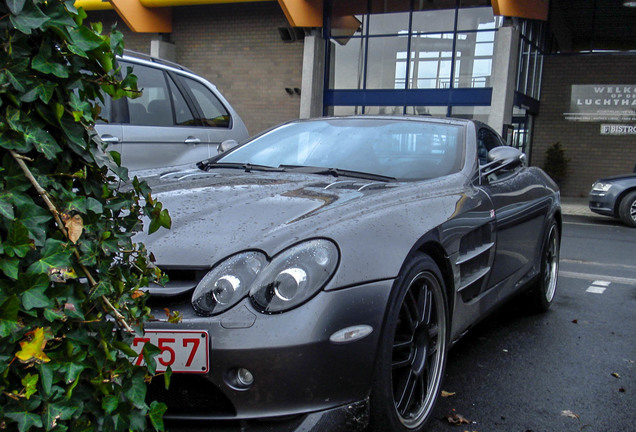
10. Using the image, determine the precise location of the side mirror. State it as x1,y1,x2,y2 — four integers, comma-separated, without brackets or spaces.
481,146,526,177
217,139,239,153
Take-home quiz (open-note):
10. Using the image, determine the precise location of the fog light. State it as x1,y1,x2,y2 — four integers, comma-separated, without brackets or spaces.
237,368,254,386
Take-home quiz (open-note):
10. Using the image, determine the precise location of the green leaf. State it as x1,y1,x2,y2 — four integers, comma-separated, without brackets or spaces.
102,394,118,414
22,286,52,310
5,411,44,432
9,2,49,34
21,81,56,104
22,373,39,399
6,219,34,258
37,363,54,395
149,401,167,431
44,402,78,431
124,373,147,409
0,295,20,321
0,257,20,280
24,125,61,159
27,239,73,276
0,191,16,219
6,0,26,15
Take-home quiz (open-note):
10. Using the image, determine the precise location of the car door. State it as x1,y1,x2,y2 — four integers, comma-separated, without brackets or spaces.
477,126,547,288
172,73,243,151
117,61,213,171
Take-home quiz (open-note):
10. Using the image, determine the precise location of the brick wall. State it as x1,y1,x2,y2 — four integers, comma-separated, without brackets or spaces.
533,54,636,197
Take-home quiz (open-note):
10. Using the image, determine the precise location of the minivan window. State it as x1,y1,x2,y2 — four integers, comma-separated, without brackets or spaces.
182,76,230,128
168,75,196,126
125,62,172,127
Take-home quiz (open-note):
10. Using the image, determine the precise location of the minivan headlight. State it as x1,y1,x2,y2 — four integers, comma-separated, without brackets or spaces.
191,239,339,315
250,239,339,313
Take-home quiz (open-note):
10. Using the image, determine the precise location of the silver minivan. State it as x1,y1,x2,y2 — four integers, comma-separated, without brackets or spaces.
96,51,249,171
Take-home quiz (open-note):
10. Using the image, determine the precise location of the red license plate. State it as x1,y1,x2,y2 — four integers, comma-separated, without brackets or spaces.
131,330,209,373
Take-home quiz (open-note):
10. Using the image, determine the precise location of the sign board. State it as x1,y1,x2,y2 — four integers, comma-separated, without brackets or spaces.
565,85,636,122
600,124,636,135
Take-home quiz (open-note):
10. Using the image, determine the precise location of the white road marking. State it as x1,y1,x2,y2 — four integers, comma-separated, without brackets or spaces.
586,286,607,294
592,280,611,287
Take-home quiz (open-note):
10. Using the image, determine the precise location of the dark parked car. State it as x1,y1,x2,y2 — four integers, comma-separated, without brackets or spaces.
589,173,636,227
133,116,561,432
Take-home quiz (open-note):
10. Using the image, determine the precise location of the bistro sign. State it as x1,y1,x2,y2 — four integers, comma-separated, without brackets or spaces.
565,85,636,122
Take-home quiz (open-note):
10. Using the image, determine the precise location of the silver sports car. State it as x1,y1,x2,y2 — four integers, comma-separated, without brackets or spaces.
134,116,561,432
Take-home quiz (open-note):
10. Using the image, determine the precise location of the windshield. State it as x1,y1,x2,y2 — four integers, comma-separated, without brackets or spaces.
216,118,465,180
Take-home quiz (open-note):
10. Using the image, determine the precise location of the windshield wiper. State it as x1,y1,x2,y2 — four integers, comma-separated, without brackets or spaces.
279,165,396,182
199,161,285,173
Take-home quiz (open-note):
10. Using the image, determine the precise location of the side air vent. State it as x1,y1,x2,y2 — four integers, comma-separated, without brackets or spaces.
457,224,494,302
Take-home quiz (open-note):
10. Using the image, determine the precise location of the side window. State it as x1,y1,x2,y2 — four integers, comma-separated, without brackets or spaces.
181,76,231,128
477,128,502,165
167,75,196,126
124,62,173,127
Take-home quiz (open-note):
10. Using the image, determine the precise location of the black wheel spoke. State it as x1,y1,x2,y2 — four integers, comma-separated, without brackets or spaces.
396,370,419,417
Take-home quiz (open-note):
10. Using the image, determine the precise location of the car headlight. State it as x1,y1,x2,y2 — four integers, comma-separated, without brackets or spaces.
192,251,267,315
191,239,339,316
591,182,612,193
250,239,339,314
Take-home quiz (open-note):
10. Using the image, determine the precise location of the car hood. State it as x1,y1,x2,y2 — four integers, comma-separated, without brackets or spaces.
137,167,408,268
595,173,636,183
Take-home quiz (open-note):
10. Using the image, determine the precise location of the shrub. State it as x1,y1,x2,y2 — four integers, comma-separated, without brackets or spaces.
0,1,171,430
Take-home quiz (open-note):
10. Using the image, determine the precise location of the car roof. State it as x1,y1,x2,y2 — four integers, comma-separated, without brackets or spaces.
119,49,194,74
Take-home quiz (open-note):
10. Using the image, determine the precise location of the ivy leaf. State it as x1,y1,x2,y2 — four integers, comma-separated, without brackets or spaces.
21,80,56,104
149,401,168,431
9,1,49,34
32,54,69,78
15,327,51,364
44,402,79,431
27,239,73,276
22,372,39,399
102,395,118,414
6,219,34,258
0,191,15,220
6,0,26,15
0,295,20,321
5,411,44,432
124,373,147,409
22,286,52,310
0,257,20,280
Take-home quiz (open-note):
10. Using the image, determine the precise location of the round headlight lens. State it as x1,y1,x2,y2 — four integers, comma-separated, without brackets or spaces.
250,239,339,313
192,251,267,315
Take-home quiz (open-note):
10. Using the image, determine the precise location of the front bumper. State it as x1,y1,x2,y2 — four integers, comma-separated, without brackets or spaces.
145,280,392,421
588,191,615,217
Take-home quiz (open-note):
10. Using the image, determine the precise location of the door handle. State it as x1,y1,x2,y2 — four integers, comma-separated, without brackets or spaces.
184,137,201,144
100,134,120,143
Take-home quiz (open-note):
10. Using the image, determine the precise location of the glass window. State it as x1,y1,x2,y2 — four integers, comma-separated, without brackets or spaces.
408,33,454,89
167,75,196,126
405,106,449,117
454,31,494,88
219,119,464,180
329,38,366,90
125,63,173,127
366,36,409,89
412,8,456,33
368,11,410,35
457,6,500,31
182,76,230,128
451,106,490,123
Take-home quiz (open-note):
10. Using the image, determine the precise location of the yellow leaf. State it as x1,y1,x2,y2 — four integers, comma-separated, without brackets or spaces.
441,390,456,397
65,214,84,244
131,290,145,299
48,267,77,283
15,328,51,364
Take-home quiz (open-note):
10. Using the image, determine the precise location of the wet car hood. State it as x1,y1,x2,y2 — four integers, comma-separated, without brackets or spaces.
595,173,636,183
137,167,404,268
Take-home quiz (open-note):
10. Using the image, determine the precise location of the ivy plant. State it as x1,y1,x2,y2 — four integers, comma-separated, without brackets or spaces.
0,1,171,431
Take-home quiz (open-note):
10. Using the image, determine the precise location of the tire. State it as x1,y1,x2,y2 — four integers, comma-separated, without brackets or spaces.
369,254,448,432
527,221,560,313
618,191,636,228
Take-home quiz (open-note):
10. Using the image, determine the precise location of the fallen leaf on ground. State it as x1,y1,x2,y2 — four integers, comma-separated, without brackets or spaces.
561,410,580,419
571,319,578,324
611,372,620,378
441,390,456,397
447,411,471,425
619,387,626,392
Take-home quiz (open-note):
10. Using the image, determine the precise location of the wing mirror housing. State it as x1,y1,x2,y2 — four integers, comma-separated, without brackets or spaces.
218,139,239,153
481,146,526,178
